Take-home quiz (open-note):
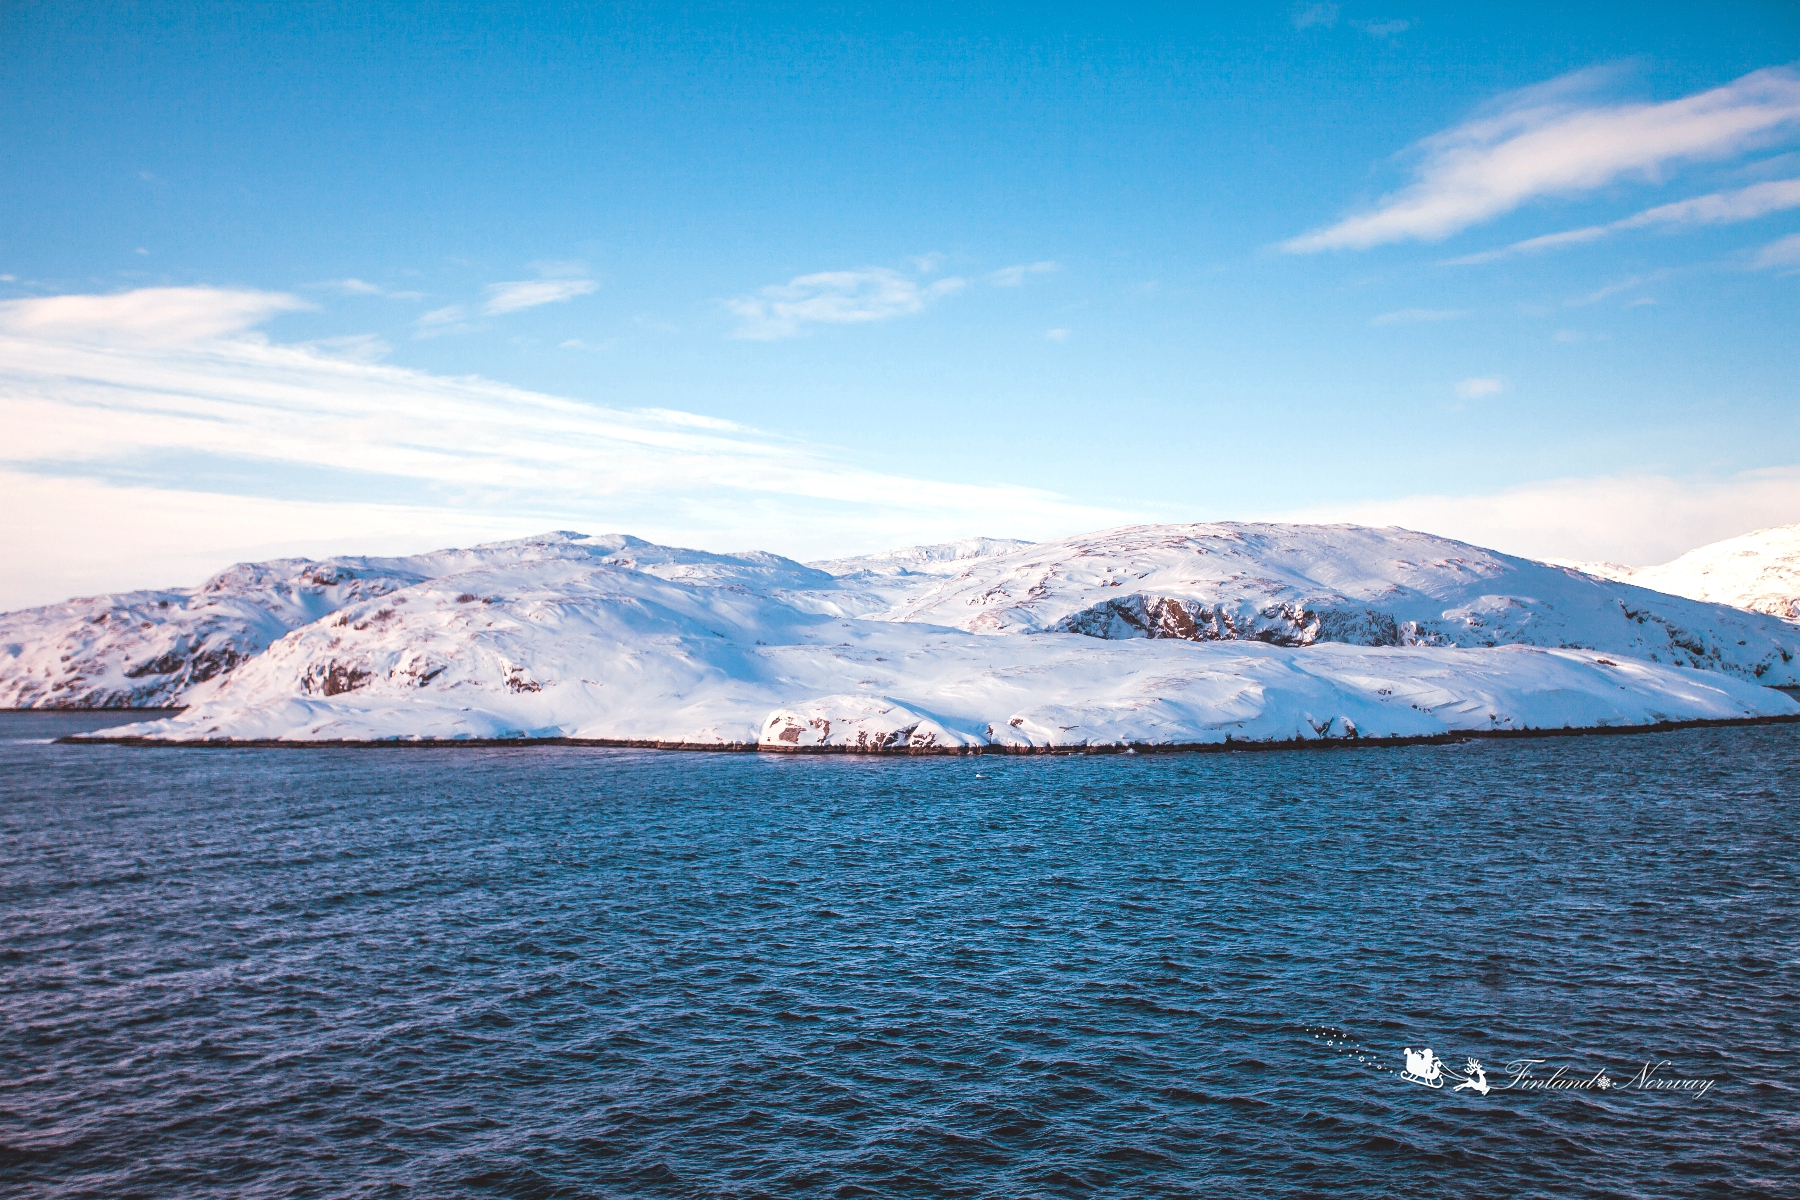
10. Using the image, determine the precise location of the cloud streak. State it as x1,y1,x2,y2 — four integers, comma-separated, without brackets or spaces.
728,268,967,339
728,259,1059,339
0,287,1132,607
1753,231,1800,270
1370,307,1470,325
483,277,598,315
1444,176,1800,263
1285,66,1800,252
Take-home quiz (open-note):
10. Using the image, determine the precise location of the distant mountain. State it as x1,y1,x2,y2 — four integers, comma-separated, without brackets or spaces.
876,523,1800,684
1629,524,1800,621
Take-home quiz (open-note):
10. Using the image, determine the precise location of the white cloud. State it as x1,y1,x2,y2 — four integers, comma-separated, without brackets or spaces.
296,334,392,363
321,277,427,300
1445,176,1800,263
413,304,469,337
1045,328,1072,342
1567,274,1655,306
1292,3,1338,29
727,268,967,339
1278,466,1800,566
1353,19,1410,36
1455,376,1503,398
1285,65,1800,252
0,287,310,344
483,277,598,315
1369,307,1471,325
987,261,1059,287
1752,230,1800,269
0,287,1133,608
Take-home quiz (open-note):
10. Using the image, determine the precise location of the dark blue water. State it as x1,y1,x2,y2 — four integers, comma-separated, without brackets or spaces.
3,713,1797,1198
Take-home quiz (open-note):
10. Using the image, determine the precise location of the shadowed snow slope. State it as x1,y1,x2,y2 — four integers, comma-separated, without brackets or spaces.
880,523,1800,684
1631,525,1800,621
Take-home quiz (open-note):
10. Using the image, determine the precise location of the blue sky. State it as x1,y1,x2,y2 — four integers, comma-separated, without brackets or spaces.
2,2,1798,605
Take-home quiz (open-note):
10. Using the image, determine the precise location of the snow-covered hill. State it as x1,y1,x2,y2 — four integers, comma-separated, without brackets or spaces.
72,555,1797,748
806,537,1037,613
1630,524,1800,621
9,523,1799,748
0,559,426,708
0,533,834,708
874,523,1800,684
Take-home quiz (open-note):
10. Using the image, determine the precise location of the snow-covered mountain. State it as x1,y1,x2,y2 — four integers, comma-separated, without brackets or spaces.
1629,524,1800,621
8,523,1798,748
872,523,1800,683
0,533,833,708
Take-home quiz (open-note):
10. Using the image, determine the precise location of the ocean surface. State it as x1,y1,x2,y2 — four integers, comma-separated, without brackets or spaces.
3,712,1797,1198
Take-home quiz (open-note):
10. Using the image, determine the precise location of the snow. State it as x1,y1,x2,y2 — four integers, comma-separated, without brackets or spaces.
1630,524,1800,621
0,533,833,708
867,523,1800,684
18,523,1792,749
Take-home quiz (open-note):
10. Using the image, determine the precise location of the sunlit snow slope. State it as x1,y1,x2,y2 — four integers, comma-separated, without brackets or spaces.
875,523,1800,683
1631,525,1800,621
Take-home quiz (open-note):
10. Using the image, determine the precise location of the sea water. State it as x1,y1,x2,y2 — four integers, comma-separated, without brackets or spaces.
2,711,1796,1197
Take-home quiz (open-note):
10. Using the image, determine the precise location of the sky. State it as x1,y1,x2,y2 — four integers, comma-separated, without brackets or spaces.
2,1,1799,608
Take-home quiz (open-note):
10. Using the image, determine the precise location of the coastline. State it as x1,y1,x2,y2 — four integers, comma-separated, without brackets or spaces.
59,708,1800,754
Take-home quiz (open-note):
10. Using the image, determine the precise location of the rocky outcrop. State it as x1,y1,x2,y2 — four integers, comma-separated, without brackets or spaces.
1053,593,1409,647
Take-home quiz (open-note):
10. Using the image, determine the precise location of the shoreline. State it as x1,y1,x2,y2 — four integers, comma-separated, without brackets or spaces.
56,709,1800,754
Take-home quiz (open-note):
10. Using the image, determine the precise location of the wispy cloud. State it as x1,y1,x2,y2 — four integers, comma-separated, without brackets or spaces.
1455,376,1504,398
1352,19,1410,36
0,287,1133,607
1292,3,1338,29
0,287,310,343
1567,273,1657,306
1284,65,1800,252
727,259,1058,339
1444,176,1800,264
987,261,1059,287
1752,231,1800,269
1370,307,1471,326
728,268,967,340
413,304,470,337
483,277,598,315
1045,328,1071,342
320,277,427,300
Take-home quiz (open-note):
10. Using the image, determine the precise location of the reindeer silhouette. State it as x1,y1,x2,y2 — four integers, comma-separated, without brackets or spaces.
1453,1058,1490,1095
